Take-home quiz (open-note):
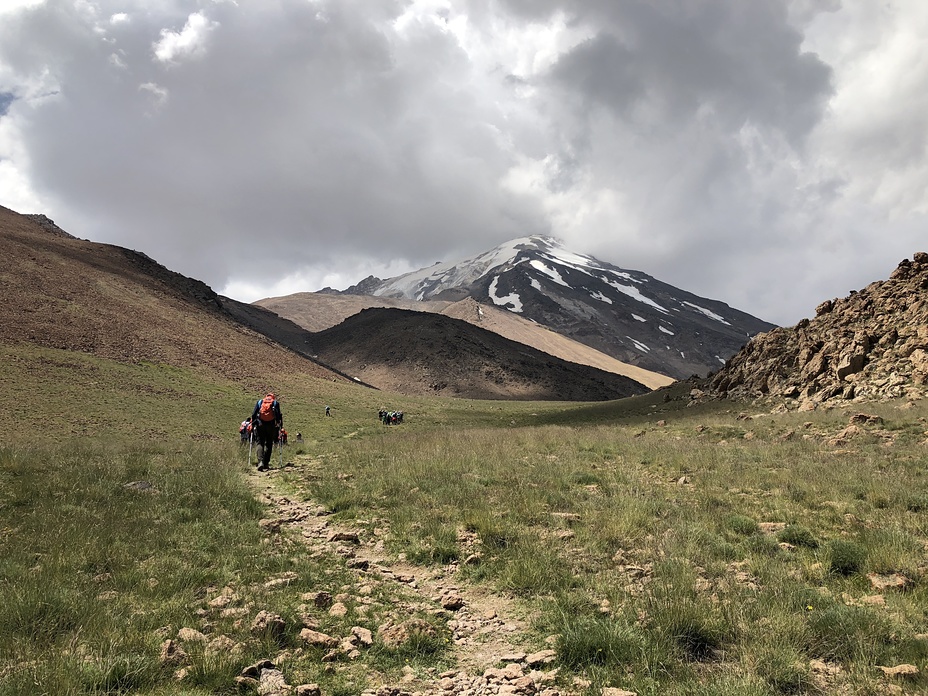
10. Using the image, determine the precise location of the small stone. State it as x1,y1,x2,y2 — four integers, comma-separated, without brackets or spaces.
328,531,360,543
177,627,207,643
867,573,911,592
257,667,290,696
500,652,527,663
526,650,557,667
299,629,338,648
351,626,374,646
301,591,333,608
159,639,187,666
879,664,919,678
441,593,465,611
329,602,348,617
251,610,287,640
240,660,276,679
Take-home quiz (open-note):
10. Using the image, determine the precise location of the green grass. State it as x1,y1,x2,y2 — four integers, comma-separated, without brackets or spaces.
3,342,928,694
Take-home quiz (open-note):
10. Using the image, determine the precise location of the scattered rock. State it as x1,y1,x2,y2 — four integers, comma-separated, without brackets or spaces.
351,626,374,646
251,610,287,640
525,649,557,668
328,530,360,543
440,593,465,611
299,629,338,648
878,664,919,678
176,627,207,643
867,573,911,592
301,591,333,608
159,639,187,666
378,619,438,650
257,667,291,696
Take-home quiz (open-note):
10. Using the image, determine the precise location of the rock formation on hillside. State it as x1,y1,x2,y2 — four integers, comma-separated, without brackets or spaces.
708,252,928,404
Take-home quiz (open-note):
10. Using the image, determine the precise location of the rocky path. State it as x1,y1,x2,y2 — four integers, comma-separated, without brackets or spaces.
248,458,576,696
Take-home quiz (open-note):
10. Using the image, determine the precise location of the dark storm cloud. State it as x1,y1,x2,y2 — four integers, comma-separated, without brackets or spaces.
1,1,927,326
0,92,14,116
0,0,549,292
544,1,833,143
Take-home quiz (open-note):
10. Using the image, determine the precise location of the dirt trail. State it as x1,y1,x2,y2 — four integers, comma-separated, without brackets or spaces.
248,457,568,696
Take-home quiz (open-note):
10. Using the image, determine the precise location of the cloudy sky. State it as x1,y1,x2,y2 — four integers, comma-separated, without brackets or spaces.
1,0,926,326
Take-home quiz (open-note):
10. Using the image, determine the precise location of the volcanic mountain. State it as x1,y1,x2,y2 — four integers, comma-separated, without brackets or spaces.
2,206,653,401
707,252,928,405
332,236,775,379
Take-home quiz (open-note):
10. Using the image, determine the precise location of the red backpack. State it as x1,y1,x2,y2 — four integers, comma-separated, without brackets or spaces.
257,394,277,422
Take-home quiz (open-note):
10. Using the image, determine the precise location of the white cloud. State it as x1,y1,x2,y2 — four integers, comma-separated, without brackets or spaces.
0,0,925,328
138,81,168,107
153,11,218,63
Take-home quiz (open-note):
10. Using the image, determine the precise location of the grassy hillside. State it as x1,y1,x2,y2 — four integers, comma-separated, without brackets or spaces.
2,345,927,695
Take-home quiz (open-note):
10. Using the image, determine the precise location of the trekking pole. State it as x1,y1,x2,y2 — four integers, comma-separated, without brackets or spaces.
248,429,254,467
278,429,283,468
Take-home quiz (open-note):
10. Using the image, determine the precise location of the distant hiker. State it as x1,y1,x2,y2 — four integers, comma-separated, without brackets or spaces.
250,393,283,472
295,432,303,443
279,429,288,446
239,417,252,444
325,405,331,417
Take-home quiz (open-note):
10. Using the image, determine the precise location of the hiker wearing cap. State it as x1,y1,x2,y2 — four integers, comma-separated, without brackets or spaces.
250,393,283,471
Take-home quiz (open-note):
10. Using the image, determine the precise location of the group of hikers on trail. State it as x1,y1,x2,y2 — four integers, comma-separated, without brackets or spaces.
240,394,405,471
379,408,404,425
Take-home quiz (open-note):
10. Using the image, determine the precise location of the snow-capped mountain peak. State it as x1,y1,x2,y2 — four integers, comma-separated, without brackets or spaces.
341,237,774,378
372,235,559,301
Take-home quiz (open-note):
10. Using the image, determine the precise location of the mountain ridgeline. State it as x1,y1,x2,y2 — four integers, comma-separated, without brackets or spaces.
1,206,649,401
336,236,775,379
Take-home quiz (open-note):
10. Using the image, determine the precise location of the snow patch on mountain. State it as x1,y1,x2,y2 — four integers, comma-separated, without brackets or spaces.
627,337,651,353
590,291,612,304
683,301,731,325
372,236,544,300
488,276,523,313
659,325,675,336
530,260,570,287
606,279,669,313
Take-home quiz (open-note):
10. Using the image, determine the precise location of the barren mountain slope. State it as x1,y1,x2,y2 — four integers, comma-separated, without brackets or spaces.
440,298,674,390
258,293,673,389
0,206,345,385
308,307,650,401
256,292,453,333
707,252,928,405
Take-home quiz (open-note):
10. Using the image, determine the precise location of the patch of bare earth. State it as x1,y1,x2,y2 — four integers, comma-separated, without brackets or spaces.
247,457,572,696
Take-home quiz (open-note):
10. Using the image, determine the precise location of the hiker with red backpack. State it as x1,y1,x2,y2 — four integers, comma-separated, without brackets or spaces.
250,393,283,472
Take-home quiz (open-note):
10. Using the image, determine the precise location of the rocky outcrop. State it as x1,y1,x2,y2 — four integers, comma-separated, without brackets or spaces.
708,253,928,404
